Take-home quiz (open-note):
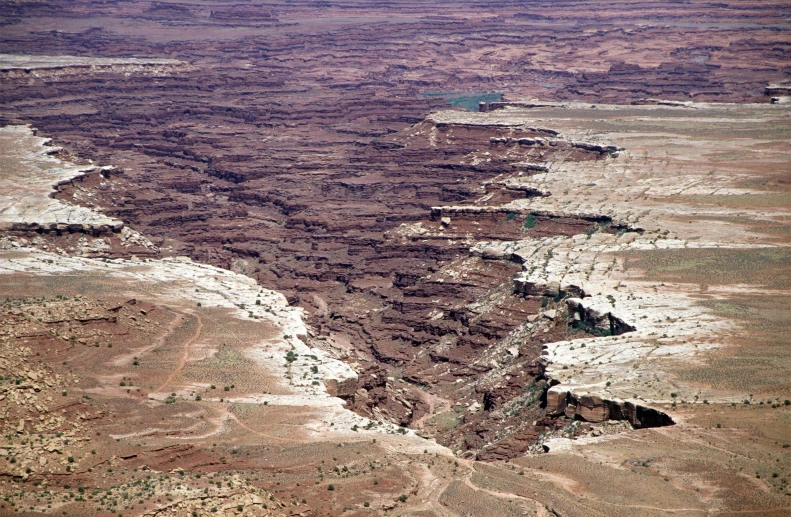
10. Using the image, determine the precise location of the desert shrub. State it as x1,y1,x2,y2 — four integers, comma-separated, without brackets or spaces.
523,213,537,229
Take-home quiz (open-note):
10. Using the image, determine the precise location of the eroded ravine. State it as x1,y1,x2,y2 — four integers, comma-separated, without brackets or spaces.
3,2,791,515
2,111,676,462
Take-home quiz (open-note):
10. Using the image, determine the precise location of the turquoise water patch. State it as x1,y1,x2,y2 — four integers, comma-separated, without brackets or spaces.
421,91,503,112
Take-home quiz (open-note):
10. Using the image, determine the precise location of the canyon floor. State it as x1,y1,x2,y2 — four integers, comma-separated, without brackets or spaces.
1,1,791,516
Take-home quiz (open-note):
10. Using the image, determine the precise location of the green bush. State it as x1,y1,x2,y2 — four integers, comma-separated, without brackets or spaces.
523,213,537,229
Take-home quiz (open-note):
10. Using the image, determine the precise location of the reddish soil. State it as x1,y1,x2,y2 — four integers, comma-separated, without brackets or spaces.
2,0,789,462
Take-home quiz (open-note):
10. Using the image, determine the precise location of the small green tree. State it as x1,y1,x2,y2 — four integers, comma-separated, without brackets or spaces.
523,213,537,229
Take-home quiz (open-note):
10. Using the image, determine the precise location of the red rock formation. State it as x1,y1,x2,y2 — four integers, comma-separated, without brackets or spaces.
1,0,783,457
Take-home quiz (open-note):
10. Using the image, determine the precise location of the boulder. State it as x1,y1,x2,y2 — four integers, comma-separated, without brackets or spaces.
545,386,568,416
543,281,561,298
512,273,546,295
562,284,586,298
576,394,609,422
564,401,577,418
323,372,358,398
625,400,674,428
481,246,507,260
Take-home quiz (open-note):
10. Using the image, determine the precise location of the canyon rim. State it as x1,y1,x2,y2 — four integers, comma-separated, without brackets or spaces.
1,2,791,516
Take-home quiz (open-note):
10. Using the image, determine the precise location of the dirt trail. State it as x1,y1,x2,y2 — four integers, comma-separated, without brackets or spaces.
461,463,545,513
223,407,310,443
465,461,715,515
156,312,203,393
407,458,547,517
412,389,453,429
113,309,185,367
407,463,456,517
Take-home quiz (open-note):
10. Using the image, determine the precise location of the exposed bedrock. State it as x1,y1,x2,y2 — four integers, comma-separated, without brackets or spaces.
2,5,791,516
545,386,674,428
489,135,623,155
4,105,666,456
1,108,673,458
5,0,778,456
506,246,672,433
323,372,359,399
565,296,636,337
0,221,123,235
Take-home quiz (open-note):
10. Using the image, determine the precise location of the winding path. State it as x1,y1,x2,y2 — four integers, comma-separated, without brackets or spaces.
155,311,203,393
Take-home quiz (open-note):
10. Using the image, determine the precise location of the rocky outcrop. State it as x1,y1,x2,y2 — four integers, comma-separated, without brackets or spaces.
546,386,673,428
545,385,569,415
512,278,586,299
565,297,635,336
475,427,542,461
631,98,696,108
0,220,123,236
323,372,359,398
537,292,670,430
519,163,550,173
569,141,623,155
434,207,641,235
2,1,783,468
765,84,791,96
0,127,125,237
1,3,790,514
503,184,551,198
489,135,623,155
487,101,567,111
